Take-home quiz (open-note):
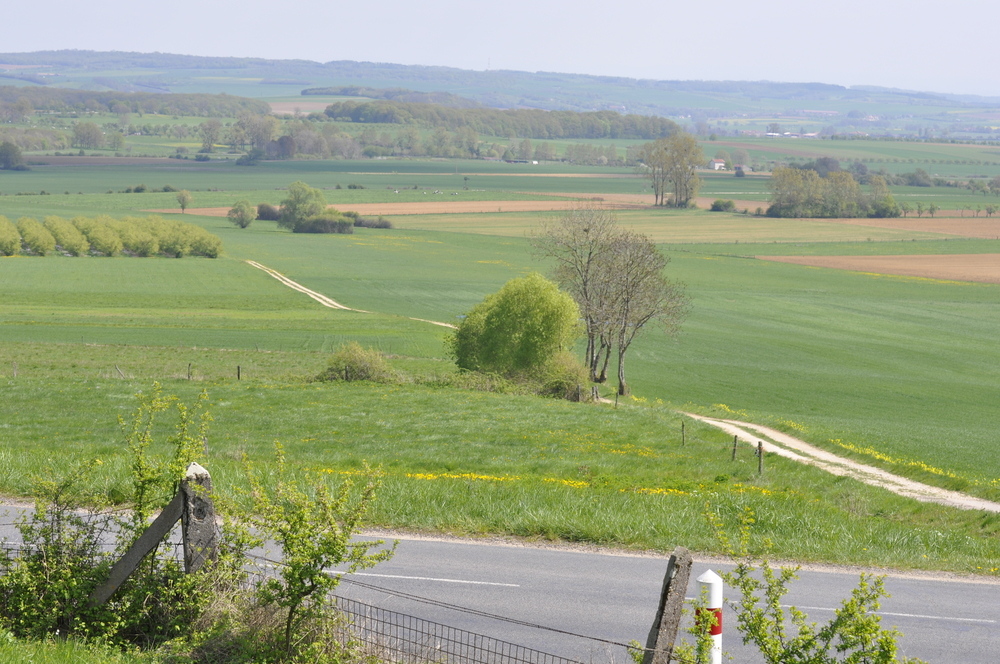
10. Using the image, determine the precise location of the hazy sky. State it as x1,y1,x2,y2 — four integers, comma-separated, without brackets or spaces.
6,0,998,97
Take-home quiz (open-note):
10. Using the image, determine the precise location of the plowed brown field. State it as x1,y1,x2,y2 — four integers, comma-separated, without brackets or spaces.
758,254,1000,283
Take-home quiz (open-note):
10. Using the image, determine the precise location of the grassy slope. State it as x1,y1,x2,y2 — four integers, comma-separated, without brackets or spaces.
3,158,1000,574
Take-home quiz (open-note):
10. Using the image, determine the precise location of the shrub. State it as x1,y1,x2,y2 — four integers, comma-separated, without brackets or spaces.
710,199,736,212
449,273,581,377
73,216,123,256
16,217,55,255
227,200,257,229
278,181,327,230
256,202,280,221
188,227,223,258
294,215,354,234
539,351,590,401
350,213,393,229
44,216,90,256
115,217,159,257
315,342,398,383
0,215,20,256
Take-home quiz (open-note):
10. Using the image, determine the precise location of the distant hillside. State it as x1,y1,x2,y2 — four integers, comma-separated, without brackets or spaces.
3,50,1000,138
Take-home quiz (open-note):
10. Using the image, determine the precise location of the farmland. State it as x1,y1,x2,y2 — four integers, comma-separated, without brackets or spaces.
3,150,1000,575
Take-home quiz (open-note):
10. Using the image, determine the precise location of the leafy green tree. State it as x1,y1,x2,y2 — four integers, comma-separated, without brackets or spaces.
227,200,257,228
72,122,104,149
449,273,581,376
0,141,25,170
198,119,222,153
0,215,20,256
176,190,192,213
278,181,327,230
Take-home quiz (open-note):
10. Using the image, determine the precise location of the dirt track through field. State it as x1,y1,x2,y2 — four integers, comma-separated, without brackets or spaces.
686,413,1000,512
245,260,456,329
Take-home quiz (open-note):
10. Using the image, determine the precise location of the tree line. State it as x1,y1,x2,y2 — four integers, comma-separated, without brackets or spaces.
0,86,270,118
768,167,901,218
322,100,681,140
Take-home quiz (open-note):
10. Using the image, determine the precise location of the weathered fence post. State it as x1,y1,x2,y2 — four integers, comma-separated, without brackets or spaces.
181,462,218,573
642,546,693,664
88,462,219,607
731,435,738,461
237,365,241,381
681,421,685,446
757,441,764,475
187,363,192,380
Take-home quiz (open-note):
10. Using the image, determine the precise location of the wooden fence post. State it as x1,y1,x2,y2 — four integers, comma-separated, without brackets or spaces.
731,435,738,461
642,546,693,664
758,441,764,475
681,421,685,446
181,462,218,573
88,462,218,607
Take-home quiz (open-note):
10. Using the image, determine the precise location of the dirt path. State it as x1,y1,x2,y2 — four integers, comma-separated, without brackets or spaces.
685,413,1000,513
245,260,456,329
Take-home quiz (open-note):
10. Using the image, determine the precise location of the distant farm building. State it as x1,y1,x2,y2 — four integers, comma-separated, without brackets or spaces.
710,159,727,170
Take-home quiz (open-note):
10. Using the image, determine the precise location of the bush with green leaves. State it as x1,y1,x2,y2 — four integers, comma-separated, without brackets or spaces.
15,217,55,255
538,351,590,401
0,215,20,256
315,342,398,383
709,199,736,212
257,202,281,221
707,508,926,664
295,214,354,234
449,272,581,377
227,200,258,228
239,446,394,659
278,181,327,230
44,216,90,256
0,385,218,646
115,217,160,257
73,215,123,256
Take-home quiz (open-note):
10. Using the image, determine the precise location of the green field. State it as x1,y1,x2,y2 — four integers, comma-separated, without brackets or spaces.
3,156,1000,575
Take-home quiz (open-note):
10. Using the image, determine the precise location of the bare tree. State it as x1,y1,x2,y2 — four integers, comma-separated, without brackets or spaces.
534,206,620,382
535,207,690,394
637,133,703,207
602,232,689,395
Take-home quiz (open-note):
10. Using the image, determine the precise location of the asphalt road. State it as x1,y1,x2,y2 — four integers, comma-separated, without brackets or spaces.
3,506,997,662
332,533,999,663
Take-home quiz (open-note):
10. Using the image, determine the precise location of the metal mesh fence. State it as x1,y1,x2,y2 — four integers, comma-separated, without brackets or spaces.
334,596,585,664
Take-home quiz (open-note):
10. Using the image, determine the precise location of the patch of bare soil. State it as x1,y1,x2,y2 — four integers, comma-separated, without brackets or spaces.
757,254,1000,284
686,414,1000,513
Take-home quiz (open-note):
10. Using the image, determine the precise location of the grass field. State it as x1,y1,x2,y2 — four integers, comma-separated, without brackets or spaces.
3,155,1000,574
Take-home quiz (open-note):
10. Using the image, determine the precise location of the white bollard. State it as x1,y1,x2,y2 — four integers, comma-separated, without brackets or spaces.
696,569,723,664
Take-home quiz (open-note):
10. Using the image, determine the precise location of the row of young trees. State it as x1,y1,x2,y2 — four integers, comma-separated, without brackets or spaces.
0,214,221,257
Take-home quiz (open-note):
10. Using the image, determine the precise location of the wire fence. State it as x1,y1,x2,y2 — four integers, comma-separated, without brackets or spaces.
334,595,585,664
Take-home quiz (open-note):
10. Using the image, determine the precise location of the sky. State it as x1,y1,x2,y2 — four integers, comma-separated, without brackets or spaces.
5,0,1000,97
